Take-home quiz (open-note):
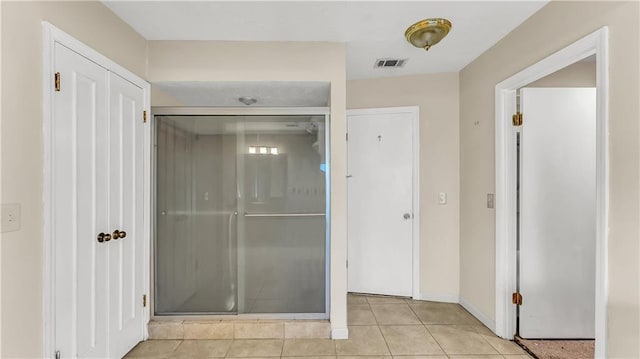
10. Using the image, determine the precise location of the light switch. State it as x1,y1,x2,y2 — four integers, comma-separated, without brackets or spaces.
438,192,447,205
1,203,21,232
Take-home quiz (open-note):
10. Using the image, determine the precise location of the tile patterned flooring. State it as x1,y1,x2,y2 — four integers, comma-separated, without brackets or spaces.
125,293,532,358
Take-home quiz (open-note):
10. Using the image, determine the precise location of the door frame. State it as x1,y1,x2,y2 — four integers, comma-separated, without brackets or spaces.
494,27,608,357
346,106,421,299
42,22,152,357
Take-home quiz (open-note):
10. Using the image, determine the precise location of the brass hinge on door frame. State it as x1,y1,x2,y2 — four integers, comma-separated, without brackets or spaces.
143,110,147,124
54,72,61,92
512,112,523,126
143,294,147,307
512,292,523,306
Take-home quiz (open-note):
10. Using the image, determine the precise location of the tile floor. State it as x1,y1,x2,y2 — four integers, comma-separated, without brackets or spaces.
125,293,532,358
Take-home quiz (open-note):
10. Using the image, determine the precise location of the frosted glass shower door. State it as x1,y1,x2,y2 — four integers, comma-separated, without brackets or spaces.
238,116,327,314
154,114,327,315
155,116,238,314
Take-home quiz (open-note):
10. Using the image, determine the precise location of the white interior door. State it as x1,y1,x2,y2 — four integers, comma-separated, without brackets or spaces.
53,43,145,358
519,87,596,339
347,108,415,297
108,72,145,358
53,43,109,358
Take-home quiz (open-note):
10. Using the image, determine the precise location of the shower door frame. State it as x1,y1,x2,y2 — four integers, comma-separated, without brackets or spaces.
150,106,331,320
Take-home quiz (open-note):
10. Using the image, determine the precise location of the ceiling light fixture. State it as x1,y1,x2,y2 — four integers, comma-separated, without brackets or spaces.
405,18,452,51
238,96,258,106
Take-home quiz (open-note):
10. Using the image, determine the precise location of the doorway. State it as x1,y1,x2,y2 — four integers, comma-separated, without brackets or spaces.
151,108,330,318
494,27,608,358
346,107,420,298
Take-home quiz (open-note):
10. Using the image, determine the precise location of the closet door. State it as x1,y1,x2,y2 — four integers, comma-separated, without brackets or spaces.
108,72,145,358
53,43,109,358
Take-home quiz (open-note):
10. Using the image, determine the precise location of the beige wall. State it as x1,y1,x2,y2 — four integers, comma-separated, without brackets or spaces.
151,86,186,106
347,73,460,300
459,1,640,357
0,1,147,357
147,40,348,335
527,60,596,87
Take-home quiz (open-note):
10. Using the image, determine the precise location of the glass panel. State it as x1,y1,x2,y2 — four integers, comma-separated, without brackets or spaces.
155,116,238,314
154,114,326,315
239,116,326,313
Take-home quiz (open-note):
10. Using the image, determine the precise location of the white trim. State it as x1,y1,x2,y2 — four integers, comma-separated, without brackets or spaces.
346,106,421,300
331,327,349,340
419,292,459,304
494,27,608,358
42,22,151,356
42,22,55,359
460,296,496,332
142,60,152,341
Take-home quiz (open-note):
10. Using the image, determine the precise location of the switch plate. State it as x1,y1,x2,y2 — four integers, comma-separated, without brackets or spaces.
438,192,447,205
1,203,21,232
487,194,495,209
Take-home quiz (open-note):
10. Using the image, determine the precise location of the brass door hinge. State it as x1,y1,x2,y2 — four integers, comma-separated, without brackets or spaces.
54,72,61,92
143,110,147,124
143,294,147,307
512,292,523,306
512,112,523,126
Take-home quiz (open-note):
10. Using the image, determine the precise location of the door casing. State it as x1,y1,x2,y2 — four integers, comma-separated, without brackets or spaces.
42,22,152,358
346,106,421,300
493,27,609,357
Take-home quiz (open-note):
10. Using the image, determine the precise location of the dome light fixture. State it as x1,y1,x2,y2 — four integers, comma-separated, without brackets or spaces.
238,96,257,106
405,18,452,51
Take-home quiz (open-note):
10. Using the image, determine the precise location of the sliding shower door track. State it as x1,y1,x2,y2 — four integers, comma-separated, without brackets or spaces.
153,313,328,321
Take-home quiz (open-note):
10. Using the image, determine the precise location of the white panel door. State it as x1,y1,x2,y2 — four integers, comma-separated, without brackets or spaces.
53,43,109,358
347,109,414,297
108,72,145,357
519,88,596,339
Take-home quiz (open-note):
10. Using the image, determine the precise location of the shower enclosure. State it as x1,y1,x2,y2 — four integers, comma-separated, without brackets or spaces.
153,108,329,317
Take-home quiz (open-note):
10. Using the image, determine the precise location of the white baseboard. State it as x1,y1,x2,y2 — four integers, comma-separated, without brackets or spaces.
331,327,349,340
417,292,459,303
459,296,496,333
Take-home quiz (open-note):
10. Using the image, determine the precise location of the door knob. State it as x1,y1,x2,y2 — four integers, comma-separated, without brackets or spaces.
113,230,126,239
97,233,105,243
104,233,112,242
403,213,411,220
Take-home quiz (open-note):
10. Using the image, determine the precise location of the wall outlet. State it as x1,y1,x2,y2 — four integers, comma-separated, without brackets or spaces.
438,192,447,205
1,203,21,232
487,194,495,209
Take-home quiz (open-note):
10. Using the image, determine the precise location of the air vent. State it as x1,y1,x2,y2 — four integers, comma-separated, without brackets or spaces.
374,58,408,68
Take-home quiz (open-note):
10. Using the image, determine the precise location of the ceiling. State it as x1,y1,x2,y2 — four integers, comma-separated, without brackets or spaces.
103,1,548,80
